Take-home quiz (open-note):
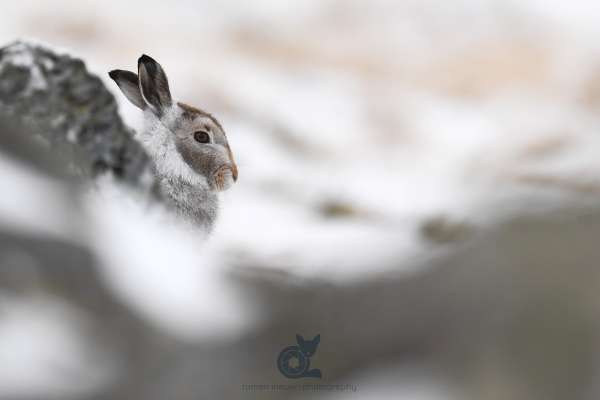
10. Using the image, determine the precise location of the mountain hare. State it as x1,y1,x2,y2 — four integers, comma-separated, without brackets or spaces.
109,55,237,232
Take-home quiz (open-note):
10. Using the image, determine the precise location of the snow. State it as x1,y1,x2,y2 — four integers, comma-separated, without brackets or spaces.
85,176,259,341
0,293,117,399
0,154,77,241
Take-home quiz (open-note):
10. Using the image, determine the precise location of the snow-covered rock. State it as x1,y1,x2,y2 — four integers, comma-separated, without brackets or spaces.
0,41,150,185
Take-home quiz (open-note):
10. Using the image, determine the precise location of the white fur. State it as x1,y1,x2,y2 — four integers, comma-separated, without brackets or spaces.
136,106,208,188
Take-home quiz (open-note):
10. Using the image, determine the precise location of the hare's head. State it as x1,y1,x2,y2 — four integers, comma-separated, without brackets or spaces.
109,55,237,191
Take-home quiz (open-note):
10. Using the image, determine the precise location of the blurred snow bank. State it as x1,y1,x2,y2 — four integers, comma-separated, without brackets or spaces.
0,293,117,399
85,176,259,340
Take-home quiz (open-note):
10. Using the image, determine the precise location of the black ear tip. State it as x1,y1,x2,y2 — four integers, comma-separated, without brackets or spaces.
108,70,119,80
138,54,155,66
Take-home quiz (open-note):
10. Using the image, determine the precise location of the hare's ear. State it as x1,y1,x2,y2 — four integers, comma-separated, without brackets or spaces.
312,335,320,345
296,334,305,345
108,70,146,110
137,54,172,116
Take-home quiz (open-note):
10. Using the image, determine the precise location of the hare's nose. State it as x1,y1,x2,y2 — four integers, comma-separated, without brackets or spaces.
231,164,238,182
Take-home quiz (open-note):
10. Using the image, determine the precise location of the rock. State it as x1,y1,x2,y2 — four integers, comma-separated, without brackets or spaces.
0,40,151,185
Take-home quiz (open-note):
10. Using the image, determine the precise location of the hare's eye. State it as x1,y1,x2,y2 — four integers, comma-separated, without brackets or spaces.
193,131,210,144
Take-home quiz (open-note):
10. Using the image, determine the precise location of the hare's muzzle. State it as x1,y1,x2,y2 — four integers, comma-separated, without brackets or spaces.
212,164,237,191
231,163,238,182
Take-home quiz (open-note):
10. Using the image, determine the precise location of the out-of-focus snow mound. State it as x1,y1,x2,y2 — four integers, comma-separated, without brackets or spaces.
2,1,600,399
85,175,259,340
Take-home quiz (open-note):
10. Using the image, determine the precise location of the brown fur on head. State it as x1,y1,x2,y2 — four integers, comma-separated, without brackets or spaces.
172,101,238,191
109,55,237,191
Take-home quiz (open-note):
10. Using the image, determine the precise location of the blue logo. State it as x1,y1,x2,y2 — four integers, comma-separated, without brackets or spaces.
277,334,322,379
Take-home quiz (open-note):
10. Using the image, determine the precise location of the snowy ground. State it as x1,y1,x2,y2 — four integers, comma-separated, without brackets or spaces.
2,1,600,399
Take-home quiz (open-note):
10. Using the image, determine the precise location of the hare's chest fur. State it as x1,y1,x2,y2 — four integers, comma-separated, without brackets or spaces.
159,176,218,232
